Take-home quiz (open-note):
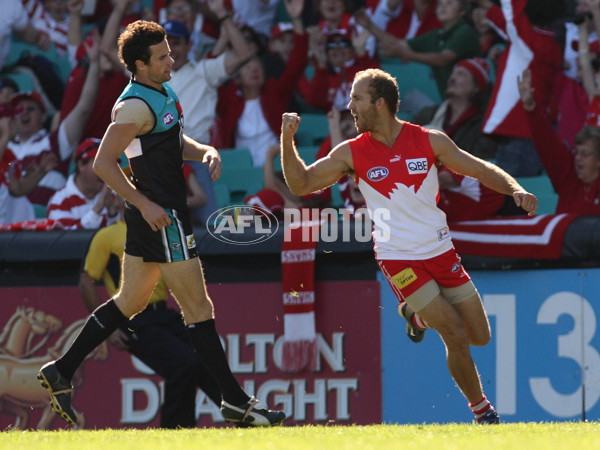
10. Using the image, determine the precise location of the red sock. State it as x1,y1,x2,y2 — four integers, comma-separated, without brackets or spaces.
399,301,431,329
469,395,493,421
411,313,430,329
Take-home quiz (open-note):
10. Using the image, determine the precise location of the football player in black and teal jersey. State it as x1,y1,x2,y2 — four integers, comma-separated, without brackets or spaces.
38,20,286,428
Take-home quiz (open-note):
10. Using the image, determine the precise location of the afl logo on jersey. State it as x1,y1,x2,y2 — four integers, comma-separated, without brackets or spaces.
367,166,389,181
163,112,175,125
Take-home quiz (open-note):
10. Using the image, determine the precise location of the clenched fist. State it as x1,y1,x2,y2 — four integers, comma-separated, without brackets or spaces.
281,112,301,137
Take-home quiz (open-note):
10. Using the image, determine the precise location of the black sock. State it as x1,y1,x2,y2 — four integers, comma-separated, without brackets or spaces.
55,299,128,380
186,319,250,405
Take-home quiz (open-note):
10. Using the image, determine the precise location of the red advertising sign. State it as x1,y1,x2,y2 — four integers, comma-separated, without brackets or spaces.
0,281,381,429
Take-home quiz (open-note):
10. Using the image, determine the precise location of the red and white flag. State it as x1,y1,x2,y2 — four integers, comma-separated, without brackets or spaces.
280,218,321,372
449,214,579,259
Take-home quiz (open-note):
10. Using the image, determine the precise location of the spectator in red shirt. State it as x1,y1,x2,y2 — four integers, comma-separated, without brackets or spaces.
553,0,600,149
215,1,308,166
300,28,379,113
519,69,600,214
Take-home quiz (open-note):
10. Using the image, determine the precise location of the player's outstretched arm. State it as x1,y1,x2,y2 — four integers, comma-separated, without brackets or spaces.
431,129,538,216
280,112,351,196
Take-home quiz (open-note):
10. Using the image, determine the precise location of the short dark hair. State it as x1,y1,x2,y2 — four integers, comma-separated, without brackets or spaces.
354,68,400,115
118,20,166,74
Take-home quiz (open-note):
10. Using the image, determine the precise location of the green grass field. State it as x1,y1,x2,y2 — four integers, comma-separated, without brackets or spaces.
2,423,599,450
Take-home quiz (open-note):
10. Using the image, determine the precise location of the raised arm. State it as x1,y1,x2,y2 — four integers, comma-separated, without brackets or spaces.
67,0,84,61
67,0,83,49
99,0,137,71
588,0,600,40
207,0,254,74
370,0,403,31
280,112,351,196
577,20,597,100
354,7,399,48
285,0,305,34
61,32,100,154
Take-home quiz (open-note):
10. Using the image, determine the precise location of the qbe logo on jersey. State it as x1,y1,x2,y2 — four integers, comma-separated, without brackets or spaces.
367,166,389,181
406,158,428,174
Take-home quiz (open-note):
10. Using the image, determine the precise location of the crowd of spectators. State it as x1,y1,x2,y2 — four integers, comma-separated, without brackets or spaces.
0,0,598,235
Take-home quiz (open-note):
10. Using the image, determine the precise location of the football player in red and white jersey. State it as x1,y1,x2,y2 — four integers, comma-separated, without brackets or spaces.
280,68,537,424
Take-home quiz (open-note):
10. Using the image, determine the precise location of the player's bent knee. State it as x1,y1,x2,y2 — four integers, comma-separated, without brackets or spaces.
467,320,491,346
114,292,153,317
437,322,470,350
469,330,491,347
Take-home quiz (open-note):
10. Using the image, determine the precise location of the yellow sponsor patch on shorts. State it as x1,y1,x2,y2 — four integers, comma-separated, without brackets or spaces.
392,268,418,289
186,234,196,249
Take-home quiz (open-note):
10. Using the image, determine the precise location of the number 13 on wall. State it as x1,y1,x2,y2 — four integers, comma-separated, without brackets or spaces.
484,292,600,419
